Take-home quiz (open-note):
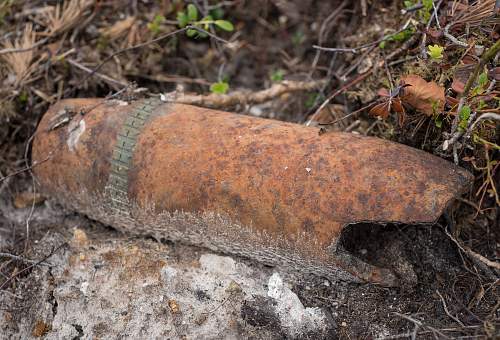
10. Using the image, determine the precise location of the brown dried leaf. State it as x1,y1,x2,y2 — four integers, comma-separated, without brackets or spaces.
392,98,405,114
400,75,445,116
369,101,390,119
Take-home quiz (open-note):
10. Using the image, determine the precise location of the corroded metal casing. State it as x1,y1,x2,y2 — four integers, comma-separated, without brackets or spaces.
32,98,472,286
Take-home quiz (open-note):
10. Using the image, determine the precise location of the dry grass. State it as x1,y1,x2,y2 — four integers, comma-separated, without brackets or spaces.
1,24,39,87
450,0,498,26
44,0,93,36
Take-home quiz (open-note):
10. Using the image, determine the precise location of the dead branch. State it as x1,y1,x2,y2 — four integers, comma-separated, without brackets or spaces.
444,228,500,273
393,313,450,339
0,252,52,266
170,80,327,109
0,156,50,183
313,20,412,54
0,243,67,290
67,58,128,88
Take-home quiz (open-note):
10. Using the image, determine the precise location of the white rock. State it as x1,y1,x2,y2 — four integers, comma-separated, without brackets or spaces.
267,273,328,337
199,253,236,275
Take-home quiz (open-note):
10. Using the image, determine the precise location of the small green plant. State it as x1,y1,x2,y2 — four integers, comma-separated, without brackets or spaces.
270,69,284,82
210,81,229,94
433,113,443,128
379,27,414,49
292,30,305,47
470,71,489,96
404,0,433,22
478,71,488,87
17,91,28,104
305,93,323,109
427,44,444,60
458,105,471,131
177,4,234,38
148,14,166,35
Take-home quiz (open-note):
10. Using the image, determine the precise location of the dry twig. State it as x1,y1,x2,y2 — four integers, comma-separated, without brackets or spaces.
444,228,500,272
0,243,67,290
67,58,129,88
168,80,326,108
0,252,51,266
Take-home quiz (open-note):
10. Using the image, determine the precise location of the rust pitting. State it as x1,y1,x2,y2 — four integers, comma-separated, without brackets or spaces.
32,98,473,287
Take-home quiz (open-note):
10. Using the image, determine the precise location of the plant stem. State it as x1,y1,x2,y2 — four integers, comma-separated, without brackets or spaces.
444,40,500,152
462,39,500,99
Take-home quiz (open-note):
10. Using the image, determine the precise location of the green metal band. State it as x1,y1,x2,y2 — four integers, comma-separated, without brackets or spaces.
106,97,163,213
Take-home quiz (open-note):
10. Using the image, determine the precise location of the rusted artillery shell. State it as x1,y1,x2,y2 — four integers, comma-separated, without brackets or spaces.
32,98,472,286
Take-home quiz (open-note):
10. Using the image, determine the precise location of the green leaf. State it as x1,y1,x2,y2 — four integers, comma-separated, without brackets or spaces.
177,11,188,27
292,30,305,46
427,44,444,60
187,4,198,21
148,14,165,34
404,0,415,9
270,69,284,82
186,28,197,37
305,93,320,108
422,0,433,11
210,81,229,94
478,71,488,88
389,28,414,42
201,15,213,30
214,20,234,31
459,105,471,120
458,105,471,131
434,114,443,128
18,91,28,104
210,8,224,19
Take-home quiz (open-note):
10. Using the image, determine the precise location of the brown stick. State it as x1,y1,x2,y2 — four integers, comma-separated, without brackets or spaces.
171,80,327,108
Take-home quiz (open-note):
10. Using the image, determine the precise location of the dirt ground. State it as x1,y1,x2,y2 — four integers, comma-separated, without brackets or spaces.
0,0,499,339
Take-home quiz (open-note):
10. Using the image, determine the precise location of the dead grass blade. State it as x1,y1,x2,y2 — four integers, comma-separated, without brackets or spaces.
1,24,40,87
44,0,93,36
451,0,497,26
99,16,136,41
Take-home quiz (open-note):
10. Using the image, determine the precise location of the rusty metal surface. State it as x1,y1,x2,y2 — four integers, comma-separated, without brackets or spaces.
32,98,473,286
